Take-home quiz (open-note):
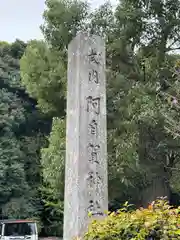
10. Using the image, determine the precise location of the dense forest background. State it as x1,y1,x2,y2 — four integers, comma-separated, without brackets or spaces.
1,0,180,237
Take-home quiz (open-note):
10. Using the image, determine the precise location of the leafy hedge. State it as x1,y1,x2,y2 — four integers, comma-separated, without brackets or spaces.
84,200,180,240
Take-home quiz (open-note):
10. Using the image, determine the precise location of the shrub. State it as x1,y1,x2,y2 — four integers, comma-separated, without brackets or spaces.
84,200,180,240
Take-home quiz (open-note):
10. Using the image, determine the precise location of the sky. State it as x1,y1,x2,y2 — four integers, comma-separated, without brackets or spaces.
0,0,44,42
0,0,116,43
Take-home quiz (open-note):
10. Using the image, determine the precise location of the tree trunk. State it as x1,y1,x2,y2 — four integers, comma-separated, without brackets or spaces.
141,175,170,207
138,120,171,208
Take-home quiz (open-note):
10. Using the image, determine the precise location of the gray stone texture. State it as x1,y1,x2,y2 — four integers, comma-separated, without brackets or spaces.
63,32,108,240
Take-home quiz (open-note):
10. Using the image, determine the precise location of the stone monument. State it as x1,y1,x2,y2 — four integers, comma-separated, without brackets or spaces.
63,32,108,240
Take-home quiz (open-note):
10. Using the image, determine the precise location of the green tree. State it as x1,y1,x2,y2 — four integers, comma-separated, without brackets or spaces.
20,0,180,219
0,40,51,220
41,118,65,236
20,40,66,116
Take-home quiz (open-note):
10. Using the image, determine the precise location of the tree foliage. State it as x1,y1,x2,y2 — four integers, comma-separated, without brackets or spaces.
0,40,51,220
85,199,180,240
19,0,180,235
41,118,65,195
40,118,65,236
20,41,66,116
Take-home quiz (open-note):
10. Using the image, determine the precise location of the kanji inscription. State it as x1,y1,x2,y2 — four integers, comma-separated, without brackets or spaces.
89,119,98,135
87,96,100,115
88,144,100,164
88,48,102,65
63,33,107,240
87,171,102,187
87,199,103,216
89,69,99,84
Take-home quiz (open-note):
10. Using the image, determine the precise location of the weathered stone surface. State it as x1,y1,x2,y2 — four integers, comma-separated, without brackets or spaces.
63,32,108,240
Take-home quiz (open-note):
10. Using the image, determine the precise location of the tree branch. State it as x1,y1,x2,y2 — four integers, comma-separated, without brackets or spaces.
166,46,180,52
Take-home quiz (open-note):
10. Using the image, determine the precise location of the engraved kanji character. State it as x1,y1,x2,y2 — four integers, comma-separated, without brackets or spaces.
87,200,103,216
88,48,102,65
89,119,98,135
87,171,95,187
87,97,100,115
95,172,102,185
87,200,94,212
89,171,102,185
89,69,99,84
88,144,100,164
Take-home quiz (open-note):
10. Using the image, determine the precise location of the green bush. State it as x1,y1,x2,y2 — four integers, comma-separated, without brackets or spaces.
84,200,180,240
